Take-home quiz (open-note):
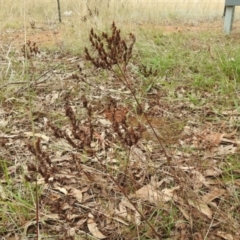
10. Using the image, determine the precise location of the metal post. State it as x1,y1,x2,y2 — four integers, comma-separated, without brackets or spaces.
57,0,61,23
224,6,235,34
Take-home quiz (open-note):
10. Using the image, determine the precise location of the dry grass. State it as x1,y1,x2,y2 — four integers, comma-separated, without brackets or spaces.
0,0,231,31
0,0,233,55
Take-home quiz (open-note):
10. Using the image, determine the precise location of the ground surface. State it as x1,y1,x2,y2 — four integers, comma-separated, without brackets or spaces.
1,20,240,240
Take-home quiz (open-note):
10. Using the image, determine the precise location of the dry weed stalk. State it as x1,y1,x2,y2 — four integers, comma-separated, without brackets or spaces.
84,22,170,161
21,40,40,59
85,22,134,72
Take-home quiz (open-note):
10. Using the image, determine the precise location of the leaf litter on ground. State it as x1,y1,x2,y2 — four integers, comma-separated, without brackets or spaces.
0,24,240,240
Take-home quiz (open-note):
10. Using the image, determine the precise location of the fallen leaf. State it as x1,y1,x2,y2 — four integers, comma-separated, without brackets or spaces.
87,214,107,239
202,188,225,204
98,118,112,126
204,168,222,177
0,119,8,127
191,170,206,190
187,199,212,219
129,145,147,163
53,186,68,195
203,129,237,146
61,202,72,210
76,218,87,227
217,145,237,155
178,206,191,222
216,231,234,240
204,132,225,146
116,197,141,225
68,188,83,202
67,227,76,237
134,184,179,204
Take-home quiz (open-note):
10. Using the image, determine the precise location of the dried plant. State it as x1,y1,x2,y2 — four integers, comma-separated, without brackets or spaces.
85,22,170,160
21,40,40,59
85,21,135,73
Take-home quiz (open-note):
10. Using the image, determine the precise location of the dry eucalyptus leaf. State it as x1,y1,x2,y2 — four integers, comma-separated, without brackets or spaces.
177,205,191,222
202,188,225,204
0,119,8,127
191,170,206,190
61,202,72,210
53,186,68,195
68,188,83,202
187,199,212,219
116,197,141,225
204,132,225,146
216,231,234,240
129,145,147,163
217,145,237,155
67,227,76,237
87,215,107,239
134,184,179,204
204,168,222,177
